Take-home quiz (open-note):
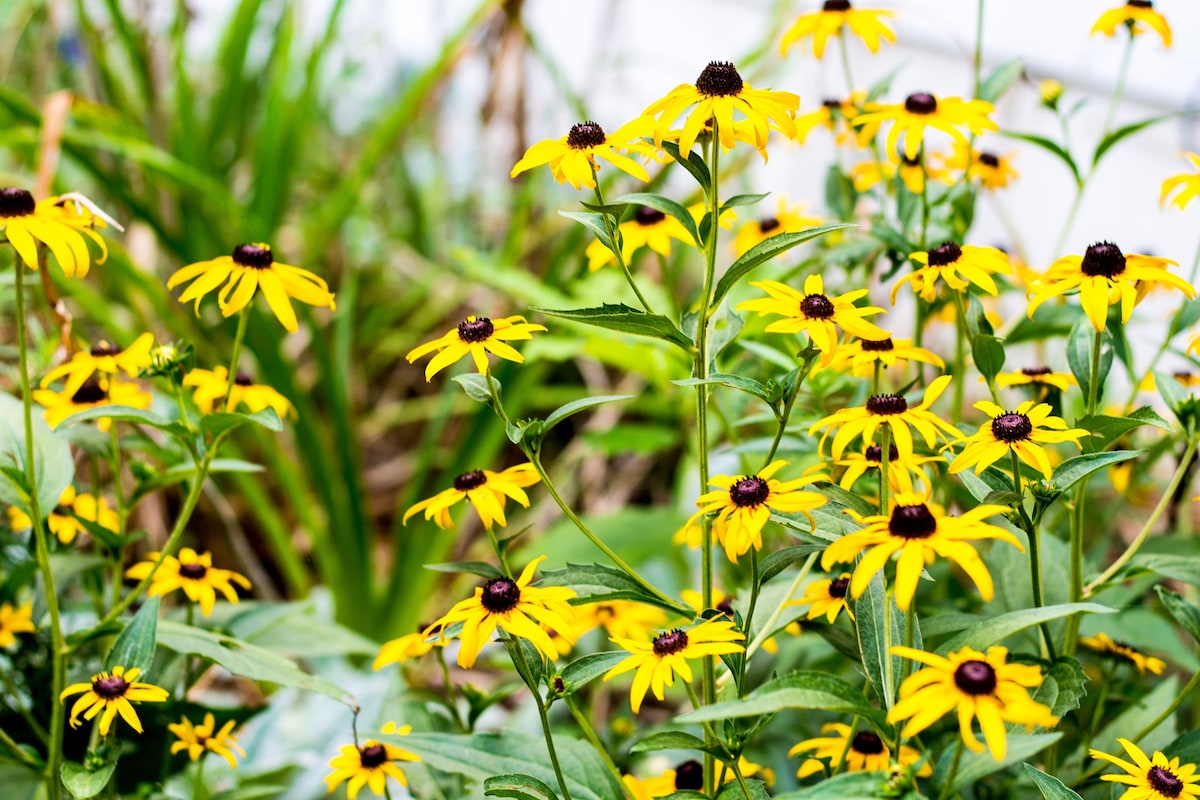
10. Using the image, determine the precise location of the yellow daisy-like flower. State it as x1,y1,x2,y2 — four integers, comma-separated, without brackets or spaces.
405,314,546,381
835,443,943,495
790,574,855,624
810,374,962,461
325,723,420,799
0,188,107,276
124,548,251,616
604,618,745,713
949,400,1088,481
430,556,577,668
575,600,669,643
1092,1,1171,47
821,336,944,377
682,459,826,562
0,600,35,647
995,367,1077,394
851,158,897,192
585,206,694,271
402,463,539,530
1027,241,1195,333
793,92,880,147
183,367,294,419
681,588,795,654
168,713,246,768
373,623,440,670
1090,738,1200,800
1080,632,1167,675
943,140,1018,190
33,376,152,431
892,242,1011,304
1162,153,1200,210
8,485,120,545
889,645,1058,760
623,771,678,800
59,665,170,735
789,723,930,779
510,118,655,190
853,93,997,161
738,275,889,361
643,61,799,157
1040,79,1064,109
779,1,896,60
40,333,155,397
733,198,823,257
167,243,336,334
821,493,1021,611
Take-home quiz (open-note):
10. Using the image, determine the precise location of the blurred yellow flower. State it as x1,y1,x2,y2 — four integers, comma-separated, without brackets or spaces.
403,463,539,530
33,376,151,431
780,1,896,60
853,93,996,161
1161,152,1200,210
40,334,155,396
733,198,822,256
943,140,1018,190
325,723,420,799
0,187,107,276
995,367,1077,394
790,722,929,778
1080,632,1167,675
0,600,35,647
8,485,119,545
184,367,294,418
169,713,245,768
1092,0,1171,47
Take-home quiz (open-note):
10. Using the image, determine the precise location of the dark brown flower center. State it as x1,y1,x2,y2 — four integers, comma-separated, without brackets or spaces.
231,243,273,268
991,412,1033,443
851,730,885,755
823,0,852,9
1127,0,1153,7
72,377,107,405
454,470,487,491
480,577,521,613
695,61,744,97
927,241,963,267
861,337,894,352
978,152,1000,168
888,503,938,539
674,760,704,790
0,188,35,218
91,675,130,700
1147,765,1183,798
729,475,770,507
634,206,666,226
457,316,495,343
234,372,253,387
822,97,843,109
178,562,208,580
829,576,850,598
653,628,689,656
566,121,606,150
901,154,921,167
1021,366,1052,376
864,444,899,463
866,394,908,415
715,597,735,616
758,216,781,234
904,92,938,115
90,342,120,357
359,744,388,769
800,293,836,320
953,659,997,695
1080,241,1126,278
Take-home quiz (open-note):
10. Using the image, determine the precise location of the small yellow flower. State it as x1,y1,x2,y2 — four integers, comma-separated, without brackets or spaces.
32,376,152,431
325,723,421,799
820,336,944,377
1090,738,1200,800
183,367,294,418
943,140,1018,190
373,624,439,670
792,92,879,147
40,334,155,397
853,93,997,161
733,198,823,257
995,367,1077,394
406,315,546,381
810,374,962,461
622,770,678,799
168,713,246,768
1080,632,1167,675
950,400,1088,481
0,600,35,647
850,158,896,192
403,463,539,530
574,600,669,643
738,275,889,361
1092,1,1171,47
790,574,855,624
892,242,1011,304
124,548,251,616
789,722,930,778
780,1,896,60
0,187,108,276
8,486,119,545
60,665,170,735
511,118,655,190
834,443,943,495
1162,152,1200,211
585,206,693,271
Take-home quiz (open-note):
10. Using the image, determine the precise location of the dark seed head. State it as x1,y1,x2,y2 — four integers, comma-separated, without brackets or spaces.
234,372,253,387
901,153,922,167
991,412,1033,443
851,730,885,755
358,744,388,769
822,97,843,109
861,337,895,352
1021,366,1052,376
978,152,1001,168
864,444,899,463
866,394,908,415
457,316,495,343
566,121,606,150
1127,0,1153,7
823,0,852,10
1147,765,1184,798
552,676,566,693
904,92,938,115
89,342,120,357
634,206,666,226
480,577,521,613
454,470,487,491
800,293,836,320
695,61,744,97
0,188,36,218
758,216,781,234
953,659,998,695
231,243,273,268
674,760,704,791
71,377,107,405
1080,241,1126,278
91,674,130,699
653,628,689,656
178,562,208,580
829,576,850,598
715,597,735,616
729,475,770,508
888,503,938,539
927,241,963,267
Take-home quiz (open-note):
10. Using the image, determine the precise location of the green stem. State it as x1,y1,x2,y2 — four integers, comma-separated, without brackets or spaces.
1131,667,1200,745
919,146,930,249
972,0,985,98
761,347,816,469
1076,664,1112,782
1102,35,1135,139
1065,330,1105,653
937,738,965,800
1011,449,1056,660
485,526,512,578
219,310,251,411
0,667,47,743
736,548,761,697
509,640,573,800
742,552,816,660
830,716,860,776
951,291,969,422
727,758,755,800
879,425,892,515
0,723,40,768
564,696,631,799
591,176,655,313
1189,226,1200,287
1052,187,1084,258
838,29,856,94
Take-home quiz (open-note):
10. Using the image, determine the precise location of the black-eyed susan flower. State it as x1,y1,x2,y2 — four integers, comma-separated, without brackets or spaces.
779,1,896,60
995,367,1077,394
888,645,1058,760
943,140,1018,190
124,548,251,616
167,243,336,333
1090,738,1200,800
168,713,246,768
681,588,796,653
325,723,421,799
8,485,119,545
851,158,897,192
821,493,1020,610
1162,152,1200,210
733,198,823,257
60,665,169,735
853,93,997,161
835,443,942,495
585,206,693,270
373,623,439,670
0,600,35,647
575,600,669,643
403,463,539,530
789,723,929,778
1027,241,1195,333
430,556,577,668
738,276,889,361
682,460,826,562
949,400,1088,481
810,374,962,461
822,336,944,377
33,376,152,431
791,574,855,623
183,367,294,418
1092,1,1171,47
643,61,799,157
793,93,879,147
511,118,655,190
0,188,107,276
1080,632,1167,675
40,334,155,397
604,618,744,713
891,242,1011,304
622,770,677,800
405,314,546,381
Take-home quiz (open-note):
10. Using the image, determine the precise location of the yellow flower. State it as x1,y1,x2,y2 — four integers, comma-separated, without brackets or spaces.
124,548,251,616
943,140,1018,190
40,333,155,397
821,336,944,377
995,367,1077,394
733,198,823,257
790,574,855,624
183,367,294,418
779,1,896,60
821,493,1021,611
681,588,794,654
1039,79,1064,109
1027,241,1195,333
889,645,1058,760
168,713,246,768
853,93,997,161
32,376,152,431
1090,738,1200,800
511,118,655,190
167,243,336,333
892,242,1011,304
1080,632,1167,675
8,485,119,545
682,459,826,562
0,600,35,647
429,556,577,668
622,770,678,799
0,188,107,276
950,400,1087,481
1162,152,1200,210
792,93,879,147
585,206,691,270
575,600,669,642
604,618,745,713
789,722,930,778
60,665,170,735
406,314,546,381
373,624,439,670
738,275,889,361
643,61,799,157
810,374,962,461
325,723,420,799
1092,1,1171,47
402,463,539,530
834,443,943,495
851,158,896,192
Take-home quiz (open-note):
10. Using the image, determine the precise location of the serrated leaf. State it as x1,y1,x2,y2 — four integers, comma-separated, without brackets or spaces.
558,651,628,694
56,404,173,429
105,596,159,674
558,211,615,253
1078,407,1173,453
677,670,874,723
1157,586,1200,645
972,334,1006,381
1051,450,1140,492
485,773,559,800
673,374,772,403
630,731,710,754
199,407,283,438
979,57,1024,104
1024,763,1083,800
425,561,505,580
711,225,853,308
533,304,693,351
0,392,74,517
1000,131,1081,186
1031,657,1088,718
613,193,701,246
937,602,1114,654
771,770,890,799
543,394,634,435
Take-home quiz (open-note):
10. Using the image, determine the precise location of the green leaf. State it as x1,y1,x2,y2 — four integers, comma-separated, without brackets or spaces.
1067,319,1110,404
613,193,701,246
1170,298,1200,337
659,140,711,192
630,731,710,754
677,670,874,723
558,211,615,253
715,780,769,800
0,393,74,517
1155,369,1192,422
1093,112,1187,169
485,773,559,800
972,334,1006,381
543,394,634,435
199,407,283,439
1023,763,1083,799
711,225,854,308
453,373,502,405
940,733,1061,792
104,596,159,674
425,561,505,580
1050,450,1141,493
772,771,890,799
978,58,1024,104
542,563,686,614
557,651,628,695
756,545,824,587
60,751,118,800
1000,131,1081,186
1157,586,1200,645
1030,657,1088,718
1078,407,1173,453
673,374,772,404
532,304,693,351
56,404,173,430
824,165,857,221
853,571,904,709
721,192,770,211
937,603,1114,654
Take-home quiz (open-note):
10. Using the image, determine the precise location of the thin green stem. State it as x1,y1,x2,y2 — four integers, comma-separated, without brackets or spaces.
485,526,512,578
951,291,969,421
742,553,816,660
1011,449,1056,660
761,347,816,469
1065,330,1105,653
727,758,755,800
219,310,251,411
1087,328,1103,417
591,177,655,313
879,425,892,515
1076,664,1112,782
108,424,127,612
830,716,859,777
0,723,40,768
509,640,573,800
838,29,855,94
737,548,761,697
972,0,985,98
1131,667,1200,745
937,739,965,800
1189,226,1200,287
1102,35,1135,138
564,696,631,799
1052,188,1084,258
